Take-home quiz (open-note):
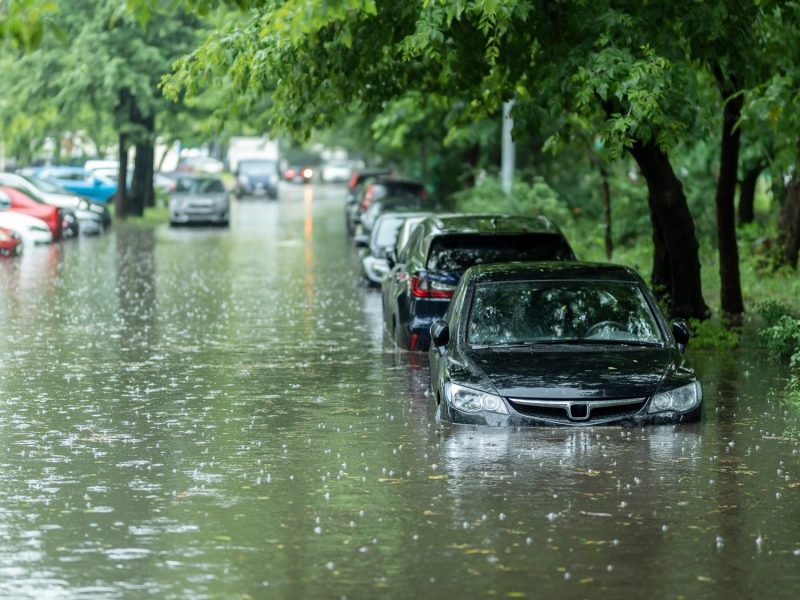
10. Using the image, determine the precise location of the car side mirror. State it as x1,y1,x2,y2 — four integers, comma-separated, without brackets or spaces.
671,319,690,352
430,319,450,349
353,234,369,248
93,178,102,187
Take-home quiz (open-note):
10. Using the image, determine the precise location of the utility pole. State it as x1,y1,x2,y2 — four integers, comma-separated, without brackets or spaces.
501,99,515,195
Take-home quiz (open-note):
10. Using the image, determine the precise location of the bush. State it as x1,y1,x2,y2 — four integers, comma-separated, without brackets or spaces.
756,299,798,328
453,176,572,226
687,318,741,351
759,314,800,367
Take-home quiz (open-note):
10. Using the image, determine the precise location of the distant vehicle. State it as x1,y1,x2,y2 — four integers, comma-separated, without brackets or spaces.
382,214,576,351
33,166,117,203
321,159,363,183
356,212,432,286
345,168,393,235
168,175,229,227
429,262,702,426
84,159,119,173
177,156,225,174
0,172,109,230
0,226,22,257
348,176,426,237
0,193,53,246
283,165,314,184
226,136,280,173
235,159,280,199
0,186,63,240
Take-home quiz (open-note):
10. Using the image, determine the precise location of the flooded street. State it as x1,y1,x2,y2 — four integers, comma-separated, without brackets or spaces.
1,184,799,599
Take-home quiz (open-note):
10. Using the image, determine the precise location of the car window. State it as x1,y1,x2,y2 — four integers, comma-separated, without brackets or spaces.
467,281,663,346
399,225,424,264
175,178,224,193
373,217,404,247
239,161,277,175
427,233,573,272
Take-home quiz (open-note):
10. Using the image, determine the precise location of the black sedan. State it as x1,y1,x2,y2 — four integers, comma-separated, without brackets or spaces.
429,262,702,427
383,214,575,351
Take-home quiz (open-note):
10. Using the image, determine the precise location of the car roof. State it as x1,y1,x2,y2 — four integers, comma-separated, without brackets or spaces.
419,213,564,237
466,261,642,284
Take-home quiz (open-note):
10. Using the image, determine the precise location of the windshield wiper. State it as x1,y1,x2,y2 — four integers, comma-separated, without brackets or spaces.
531,338,663,347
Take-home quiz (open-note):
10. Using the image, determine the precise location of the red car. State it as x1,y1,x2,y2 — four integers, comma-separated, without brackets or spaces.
0,186,62,240
0,226,22,257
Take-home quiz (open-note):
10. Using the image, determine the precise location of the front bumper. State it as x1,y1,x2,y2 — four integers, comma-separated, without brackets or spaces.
440,400,703,427
362,256,389,285
170,208,229,224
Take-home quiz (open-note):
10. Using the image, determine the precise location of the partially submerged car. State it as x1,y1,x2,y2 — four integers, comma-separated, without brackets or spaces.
168,175,229,227
0,186,62,240
235,158,280,199
0,173,107,233
356,212,431,286
382,214,575,351
0,226,22,257
429,262,702,427
33,166,117,203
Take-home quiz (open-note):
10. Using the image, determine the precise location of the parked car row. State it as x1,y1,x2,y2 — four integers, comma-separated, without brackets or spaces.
0,169,116,256
345,169,703,428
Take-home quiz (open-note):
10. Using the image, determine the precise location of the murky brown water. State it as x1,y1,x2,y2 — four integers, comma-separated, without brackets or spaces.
1,184,799,599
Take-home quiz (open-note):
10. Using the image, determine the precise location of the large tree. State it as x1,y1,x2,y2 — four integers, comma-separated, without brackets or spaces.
1,0,202,217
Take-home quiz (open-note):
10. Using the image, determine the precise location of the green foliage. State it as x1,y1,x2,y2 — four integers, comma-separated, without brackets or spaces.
759,315,800,366
687,318,741,351
452,176,572,226
756,299,798,329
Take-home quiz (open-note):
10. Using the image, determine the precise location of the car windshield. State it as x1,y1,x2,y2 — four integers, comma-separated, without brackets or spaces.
239,160,277,176
175,178,225,193
468,280,664,347
27,176,68,194
427,233,573,271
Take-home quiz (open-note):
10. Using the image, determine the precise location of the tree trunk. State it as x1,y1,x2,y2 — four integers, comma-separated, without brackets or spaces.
738,164,762,224
128,109,155,216
713,73,745,322
600,164,612,260
629,139,708,320
115,132,129,219
648,193,671,300
781,179,800,268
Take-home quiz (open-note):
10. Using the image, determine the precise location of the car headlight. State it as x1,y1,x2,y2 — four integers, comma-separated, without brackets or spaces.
270,174,279,184
238,174,251,186
77,199,90,210
648,381,702,413
444,382,508,414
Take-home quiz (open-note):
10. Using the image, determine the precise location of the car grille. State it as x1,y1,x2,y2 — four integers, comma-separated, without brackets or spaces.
506,397,647,424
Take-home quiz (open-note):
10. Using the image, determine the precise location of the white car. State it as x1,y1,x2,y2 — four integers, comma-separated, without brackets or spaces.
321,159,362,183
0,210,53,246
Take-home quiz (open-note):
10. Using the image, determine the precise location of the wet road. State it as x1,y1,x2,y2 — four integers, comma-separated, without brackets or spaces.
1,184,799,599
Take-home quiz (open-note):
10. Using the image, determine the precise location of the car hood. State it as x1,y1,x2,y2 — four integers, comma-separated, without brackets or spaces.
465,347,674,400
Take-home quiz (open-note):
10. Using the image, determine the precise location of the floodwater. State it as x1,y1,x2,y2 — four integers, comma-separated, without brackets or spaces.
0,184,799,599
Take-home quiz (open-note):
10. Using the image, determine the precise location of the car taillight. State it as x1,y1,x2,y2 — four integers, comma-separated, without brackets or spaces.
360,185,373,210
285,168,296,179
410,275,455,299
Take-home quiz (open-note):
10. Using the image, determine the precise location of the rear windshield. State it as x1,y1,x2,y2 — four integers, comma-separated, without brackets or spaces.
372,182,425,201
175,178,225,193
426,233,573,271
373,217,405,247
239,160,277,175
